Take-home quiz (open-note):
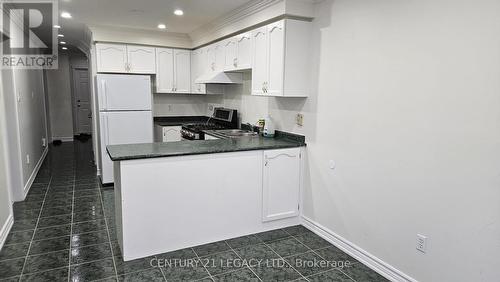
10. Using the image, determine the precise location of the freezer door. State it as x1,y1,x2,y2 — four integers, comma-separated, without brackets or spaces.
97,74,152,111
100,111,153,184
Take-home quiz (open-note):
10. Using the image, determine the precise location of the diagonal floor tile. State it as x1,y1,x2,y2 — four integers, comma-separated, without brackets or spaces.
29,236,70,255
71,243,113,264
212,268,259,281
70,258,116,282
117,268,164,282
0,258,25,279
0,242,30,260
193,241,231,257
266,237,310,258
23,250,69,274
20,267,69,282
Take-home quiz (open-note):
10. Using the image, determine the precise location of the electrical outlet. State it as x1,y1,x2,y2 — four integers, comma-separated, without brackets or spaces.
26,154,30,165
296,113,304,126
329,160,336,170
416,234,427,253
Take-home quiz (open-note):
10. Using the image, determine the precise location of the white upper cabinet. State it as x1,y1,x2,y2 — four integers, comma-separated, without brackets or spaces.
251,27,268,96
236,32,252,70
223,33,252,72
191,48,206,94
224,38,237,71
173,50,191,93
155,48,191,94
262,148,301,222
96,43,127,73
127,46,156,74
96,43,155,74
206,45,216,73
155,48,175,93
251,19,312,97
214,41,226,72
267,21,285,96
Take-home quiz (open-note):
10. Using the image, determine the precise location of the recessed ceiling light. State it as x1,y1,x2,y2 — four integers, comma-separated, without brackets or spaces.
157,24,166,29
58,34,64,37
62,47,68,50
54,25,61,29
61,12,72,18
60,41,66,44
174,9,183,16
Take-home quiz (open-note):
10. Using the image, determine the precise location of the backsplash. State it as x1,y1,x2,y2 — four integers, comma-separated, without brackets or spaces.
153,94,208,117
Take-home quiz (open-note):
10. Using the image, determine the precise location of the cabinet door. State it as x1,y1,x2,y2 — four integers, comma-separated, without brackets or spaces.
191,49,206,94
224,38,237,71
236,32,252,70
127,46,156,74
174,50,191,93
155,48,174,93
251,27,268,96
191,49,201,94
214,42,225,72
163,126,182,142
206,46,216,72
262,148,301,222
266,21,285,96
96,43,127,73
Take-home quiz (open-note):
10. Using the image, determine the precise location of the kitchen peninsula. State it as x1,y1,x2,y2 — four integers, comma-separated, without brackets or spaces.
107,133,306,261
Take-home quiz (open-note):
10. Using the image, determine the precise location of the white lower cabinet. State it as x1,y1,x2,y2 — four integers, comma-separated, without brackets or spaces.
262,148,301,222
155,125,182,142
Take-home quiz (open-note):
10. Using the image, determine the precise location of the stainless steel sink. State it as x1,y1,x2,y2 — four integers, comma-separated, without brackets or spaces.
212,129,259,138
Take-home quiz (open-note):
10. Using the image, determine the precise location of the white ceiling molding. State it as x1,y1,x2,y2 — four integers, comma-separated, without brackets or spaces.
89,25,192,49
189,0,282,47
189,0,315,48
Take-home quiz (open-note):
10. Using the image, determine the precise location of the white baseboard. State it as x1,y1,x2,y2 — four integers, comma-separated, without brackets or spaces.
52,136,74,142
0,214,14,251
22,146,48,199
301,215,417,282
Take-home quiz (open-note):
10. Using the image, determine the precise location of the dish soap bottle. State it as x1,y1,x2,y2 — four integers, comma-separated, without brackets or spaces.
263,115,275,138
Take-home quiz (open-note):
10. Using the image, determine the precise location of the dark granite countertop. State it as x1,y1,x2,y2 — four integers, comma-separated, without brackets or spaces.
154,116,209,126
107,132,305,161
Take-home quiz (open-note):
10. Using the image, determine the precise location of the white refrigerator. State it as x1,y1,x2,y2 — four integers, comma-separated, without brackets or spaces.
97,74,153,184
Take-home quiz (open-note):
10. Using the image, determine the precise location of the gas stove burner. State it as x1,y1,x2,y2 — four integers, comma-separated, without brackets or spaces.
181,108,239,140
184,123,225,132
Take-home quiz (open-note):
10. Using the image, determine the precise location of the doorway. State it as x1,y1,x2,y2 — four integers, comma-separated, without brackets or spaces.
72,68,91,135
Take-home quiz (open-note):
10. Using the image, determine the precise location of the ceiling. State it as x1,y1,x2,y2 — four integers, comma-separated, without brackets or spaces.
58,0,253,33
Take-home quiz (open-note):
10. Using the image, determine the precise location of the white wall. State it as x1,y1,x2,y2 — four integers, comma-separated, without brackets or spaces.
153,94,209,117
212,1,500,281
0,70,14,245
2,67,48,201
46,54,74,141
216,1,500,281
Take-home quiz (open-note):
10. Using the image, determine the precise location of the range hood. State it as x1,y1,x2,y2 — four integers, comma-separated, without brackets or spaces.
195,72,243,84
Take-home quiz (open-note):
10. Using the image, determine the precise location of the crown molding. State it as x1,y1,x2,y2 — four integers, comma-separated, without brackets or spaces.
189,0,283,45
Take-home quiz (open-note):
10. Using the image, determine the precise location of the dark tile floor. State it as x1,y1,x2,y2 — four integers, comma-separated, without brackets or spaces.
0,140,389,282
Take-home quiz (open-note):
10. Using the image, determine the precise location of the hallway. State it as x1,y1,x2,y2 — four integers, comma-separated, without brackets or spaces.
0,141,387,282
0,140,119,281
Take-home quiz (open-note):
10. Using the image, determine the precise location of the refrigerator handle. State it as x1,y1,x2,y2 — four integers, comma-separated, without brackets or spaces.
101,80,108,110
102,114,110,146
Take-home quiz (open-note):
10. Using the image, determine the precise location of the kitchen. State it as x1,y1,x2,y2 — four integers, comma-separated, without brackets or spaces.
0,1,499,282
